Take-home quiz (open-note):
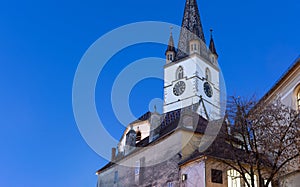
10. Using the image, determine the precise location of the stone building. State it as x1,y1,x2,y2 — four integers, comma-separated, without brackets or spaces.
257,58,300,112
255,57,300,187
95,0,299,186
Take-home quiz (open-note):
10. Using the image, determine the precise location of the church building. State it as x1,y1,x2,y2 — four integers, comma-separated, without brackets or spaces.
95,0,299,186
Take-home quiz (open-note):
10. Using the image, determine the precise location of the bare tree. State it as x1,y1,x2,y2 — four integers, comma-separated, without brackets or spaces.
222,96,300,187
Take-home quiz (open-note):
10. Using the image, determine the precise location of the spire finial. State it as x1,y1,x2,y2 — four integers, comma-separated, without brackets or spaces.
209,28,218,57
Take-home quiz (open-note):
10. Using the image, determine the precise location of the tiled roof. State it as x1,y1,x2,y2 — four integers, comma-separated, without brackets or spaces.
176,0,206,60
97,107,208,173
179,128,272,168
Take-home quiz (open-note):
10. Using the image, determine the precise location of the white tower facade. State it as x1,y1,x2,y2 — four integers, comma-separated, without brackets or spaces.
163,0,221,120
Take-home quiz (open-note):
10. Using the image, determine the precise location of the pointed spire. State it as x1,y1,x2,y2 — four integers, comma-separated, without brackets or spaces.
176,0,206,59
209,29,218,56
165,27,176,54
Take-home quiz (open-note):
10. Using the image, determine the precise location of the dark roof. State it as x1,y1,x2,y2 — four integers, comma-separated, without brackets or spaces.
176,0,206,60
136,136,149,147
129,111,152,124
165,32,176,54
97,161,114,174
161,109,181,128
209,30,218,56
179,131,272,168
97,107,208,173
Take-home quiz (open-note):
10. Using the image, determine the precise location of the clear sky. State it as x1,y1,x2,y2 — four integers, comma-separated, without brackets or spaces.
1,0,299,186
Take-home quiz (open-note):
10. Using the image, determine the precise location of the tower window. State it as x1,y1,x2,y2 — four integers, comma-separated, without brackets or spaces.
168,54,173,61
190,43,198,52
176,66,184,79
205,68,211,82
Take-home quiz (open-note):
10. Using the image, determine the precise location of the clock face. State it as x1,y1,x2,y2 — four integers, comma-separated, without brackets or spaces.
204,82,213,97
173,81,186,96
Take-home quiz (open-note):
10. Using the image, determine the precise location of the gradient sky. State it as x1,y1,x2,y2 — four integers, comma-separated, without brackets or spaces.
1,0,299,186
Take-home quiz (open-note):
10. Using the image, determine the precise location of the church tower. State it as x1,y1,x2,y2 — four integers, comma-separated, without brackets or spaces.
163,0,221,120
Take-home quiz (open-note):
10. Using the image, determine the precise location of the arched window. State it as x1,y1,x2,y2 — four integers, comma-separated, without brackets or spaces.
245,173,257,187
205,68,211,82
294,84,300,111
297,89,300,111
136,130,141,142
167,54,173,61
227,169,241,187
176,66,184,79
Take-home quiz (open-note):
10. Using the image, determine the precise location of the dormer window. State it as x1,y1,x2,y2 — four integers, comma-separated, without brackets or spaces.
136,127,142,142
191,43,197,51
189,40,200,54
176,66,184,79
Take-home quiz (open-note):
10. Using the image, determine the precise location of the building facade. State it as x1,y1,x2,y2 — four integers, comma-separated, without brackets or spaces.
96,0,299,186
256,58,300,187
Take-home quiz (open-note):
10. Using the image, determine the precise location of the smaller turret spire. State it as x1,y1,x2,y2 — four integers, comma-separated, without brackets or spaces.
209,29,218,57
165,27,176,54
165,27,176,63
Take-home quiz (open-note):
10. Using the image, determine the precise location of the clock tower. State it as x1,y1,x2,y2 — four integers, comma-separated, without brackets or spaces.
163,0,221,120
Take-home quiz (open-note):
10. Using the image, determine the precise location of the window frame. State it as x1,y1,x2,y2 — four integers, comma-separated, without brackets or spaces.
205,68,211,82
211,169,223,184
297,89,300,111
227,169,241,187
167,182,173,187
176,66,184,80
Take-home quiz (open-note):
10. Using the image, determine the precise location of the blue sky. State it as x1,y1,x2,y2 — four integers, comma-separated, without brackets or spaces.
1,0,299,186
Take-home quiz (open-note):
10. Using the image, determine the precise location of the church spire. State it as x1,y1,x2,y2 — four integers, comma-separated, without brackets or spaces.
176,0,206,59
209,29,218,57
165,27,176,63
165,28,175,54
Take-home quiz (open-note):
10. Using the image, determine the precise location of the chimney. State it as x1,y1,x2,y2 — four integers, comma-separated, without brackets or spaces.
111,148,116,161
